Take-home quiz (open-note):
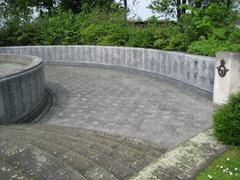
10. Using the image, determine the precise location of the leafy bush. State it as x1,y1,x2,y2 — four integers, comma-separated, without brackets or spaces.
0,2,239,56
187,37,240,56
126,26,157,48
97,26,129,46
35,11,81,45
229,28,240,43
0,16,38,46
213,92,240,146
79,9,128,46
181,3,239,56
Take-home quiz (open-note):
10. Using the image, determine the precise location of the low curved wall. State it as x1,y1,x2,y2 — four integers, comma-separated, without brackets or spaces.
0,54,45,123
0,46,216,93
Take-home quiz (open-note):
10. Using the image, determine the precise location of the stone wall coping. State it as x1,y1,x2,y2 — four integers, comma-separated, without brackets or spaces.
0,45,215,61
0,45,216,93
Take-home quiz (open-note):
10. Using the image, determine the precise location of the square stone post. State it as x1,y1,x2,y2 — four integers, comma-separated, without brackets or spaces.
213,52,240,104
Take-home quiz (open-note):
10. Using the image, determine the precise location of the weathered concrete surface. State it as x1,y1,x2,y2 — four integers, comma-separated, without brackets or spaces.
0,46,216,93
0,54,45,123
0,125,227,180
44,65,213,149
213,52,240,104
130,129,227,180
0,124,165,180
0,63,25,77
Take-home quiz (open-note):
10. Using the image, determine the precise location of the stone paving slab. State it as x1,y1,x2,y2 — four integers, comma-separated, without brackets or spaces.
44,65,213,149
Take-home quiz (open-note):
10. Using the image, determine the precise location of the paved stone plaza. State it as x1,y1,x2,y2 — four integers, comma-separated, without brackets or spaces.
0,62,224,180
1,47,236,179
44,65,213,149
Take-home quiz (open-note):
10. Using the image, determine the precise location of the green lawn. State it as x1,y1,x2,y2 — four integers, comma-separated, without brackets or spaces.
196,147,240,180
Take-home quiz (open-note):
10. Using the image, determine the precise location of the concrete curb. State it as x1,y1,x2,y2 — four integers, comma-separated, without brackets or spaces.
130,129,227,180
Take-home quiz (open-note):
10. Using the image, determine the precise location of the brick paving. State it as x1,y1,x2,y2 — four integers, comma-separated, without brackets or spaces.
44,65,213,149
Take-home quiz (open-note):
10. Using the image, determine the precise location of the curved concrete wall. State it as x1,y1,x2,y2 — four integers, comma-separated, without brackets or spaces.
0,54,45,123
0,46,216,93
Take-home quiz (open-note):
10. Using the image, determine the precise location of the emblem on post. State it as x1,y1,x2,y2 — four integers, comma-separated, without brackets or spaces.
217,59,229,77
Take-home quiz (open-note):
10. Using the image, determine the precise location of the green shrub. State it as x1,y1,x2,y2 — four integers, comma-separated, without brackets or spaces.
0,2,239,56
126,26,157,48
79,9,128,46
229,28,240,43
213,92,240,146
0,16,38,46
187,37,240,56
35,11,81,45
97,26,129,46
162,31,190,51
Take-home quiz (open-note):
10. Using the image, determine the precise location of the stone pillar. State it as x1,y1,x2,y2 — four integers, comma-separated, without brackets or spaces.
213,52,240,104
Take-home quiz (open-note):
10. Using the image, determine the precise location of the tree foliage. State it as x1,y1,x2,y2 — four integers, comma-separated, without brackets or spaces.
60,0,114,14
149,0,238,20
0,0,239,56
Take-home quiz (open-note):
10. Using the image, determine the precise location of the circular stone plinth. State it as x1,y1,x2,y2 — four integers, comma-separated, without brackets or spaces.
0,54,45,123
44,65,213,149
0,62,25,77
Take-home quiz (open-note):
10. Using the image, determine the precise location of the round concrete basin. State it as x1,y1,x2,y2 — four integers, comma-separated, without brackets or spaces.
0,54,45,123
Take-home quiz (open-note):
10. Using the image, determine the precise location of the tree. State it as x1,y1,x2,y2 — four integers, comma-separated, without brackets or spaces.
36,0,57,16
149,0,238,20
0,0,57,19
123,0,127,9
60,0,114,14
149,0,184,20
0,0,35,20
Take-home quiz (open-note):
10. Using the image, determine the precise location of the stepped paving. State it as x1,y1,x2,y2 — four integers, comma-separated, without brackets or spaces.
0,125,226,180
0,124,166,180
0,64,218,179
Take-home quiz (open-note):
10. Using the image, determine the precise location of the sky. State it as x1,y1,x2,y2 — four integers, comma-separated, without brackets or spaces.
116,0,155,21
127,0,154,20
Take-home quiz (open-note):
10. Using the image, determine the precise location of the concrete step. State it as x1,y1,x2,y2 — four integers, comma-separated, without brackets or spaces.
0,156,28,180
5,126,148,178
0,133,85,180
0,130,117,180
68,127,165,158
20,124,164,159
0,124,166,180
